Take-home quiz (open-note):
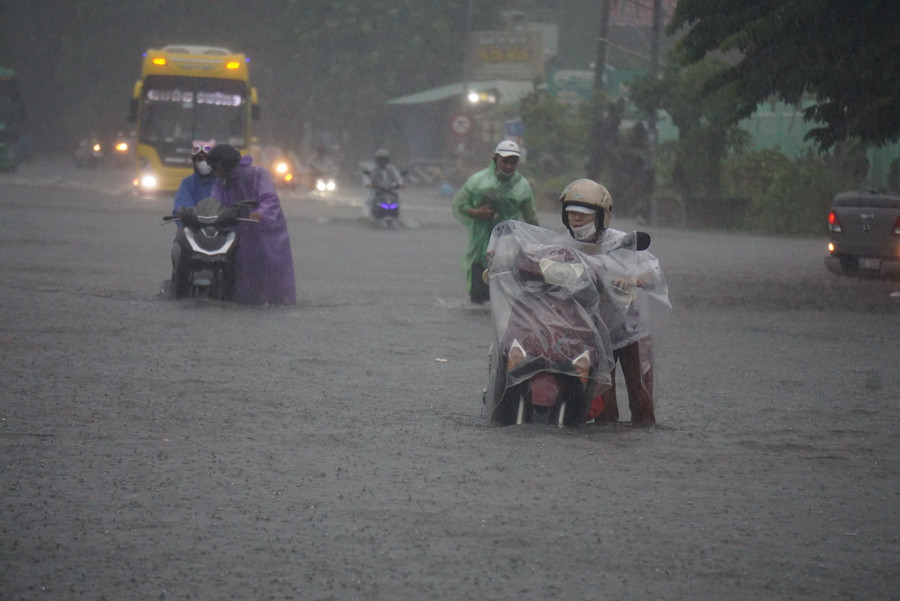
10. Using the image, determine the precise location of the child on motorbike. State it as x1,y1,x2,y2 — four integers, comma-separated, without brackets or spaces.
558,179,667,426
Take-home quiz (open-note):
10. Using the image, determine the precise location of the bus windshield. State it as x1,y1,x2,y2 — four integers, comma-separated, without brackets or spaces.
141,75,247,146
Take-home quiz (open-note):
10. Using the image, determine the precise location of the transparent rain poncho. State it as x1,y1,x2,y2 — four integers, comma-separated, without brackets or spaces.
483,221,668,424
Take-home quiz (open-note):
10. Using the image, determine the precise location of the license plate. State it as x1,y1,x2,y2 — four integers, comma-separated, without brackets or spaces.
859,257,881,270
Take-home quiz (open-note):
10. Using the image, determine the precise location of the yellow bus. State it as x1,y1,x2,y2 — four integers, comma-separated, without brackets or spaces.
127,45,259,193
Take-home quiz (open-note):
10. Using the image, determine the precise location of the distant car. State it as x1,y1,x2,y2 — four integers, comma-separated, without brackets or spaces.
824,189,900,278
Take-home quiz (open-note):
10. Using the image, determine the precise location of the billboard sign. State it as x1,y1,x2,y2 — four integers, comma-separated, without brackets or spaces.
466,30,544,81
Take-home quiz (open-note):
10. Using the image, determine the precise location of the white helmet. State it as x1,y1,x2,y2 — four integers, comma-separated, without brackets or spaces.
494,140,521,158
559,179,613,231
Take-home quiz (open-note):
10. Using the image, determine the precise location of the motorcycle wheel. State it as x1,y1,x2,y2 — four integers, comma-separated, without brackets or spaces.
211,266,228,300
559,378,589,427
517,376,587,428
492,384,523,426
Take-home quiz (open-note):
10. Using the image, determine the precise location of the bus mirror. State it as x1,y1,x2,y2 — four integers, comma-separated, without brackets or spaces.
128,98,138,123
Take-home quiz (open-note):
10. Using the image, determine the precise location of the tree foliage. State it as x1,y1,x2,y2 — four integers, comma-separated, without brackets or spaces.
668,0,900,150
630,57,749,197
519,89,581,178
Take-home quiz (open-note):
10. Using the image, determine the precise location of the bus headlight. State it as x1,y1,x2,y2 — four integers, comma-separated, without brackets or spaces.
140,174,158,190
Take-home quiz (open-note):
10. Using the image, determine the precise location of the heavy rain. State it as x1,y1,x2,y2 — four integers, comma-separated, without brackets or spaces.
2,2,899,600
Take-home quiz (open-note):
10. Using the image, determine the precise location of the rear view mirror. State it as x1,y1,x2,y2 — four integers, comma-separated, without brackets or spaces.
635,231,651,251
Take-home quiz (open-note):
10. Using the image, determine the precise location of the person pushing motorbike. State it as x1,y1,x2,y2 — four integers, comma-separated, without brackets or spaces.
205,143,296,306
559,179,668,425
452,140,539,304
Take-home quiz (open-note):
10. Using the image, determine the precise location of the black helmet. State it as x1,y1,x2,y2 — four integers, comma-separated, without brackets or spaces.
205,144,241,175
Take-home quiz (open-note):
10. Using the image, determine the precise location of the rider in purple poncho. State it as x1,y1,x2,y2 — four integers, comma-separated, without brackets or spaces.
205,144,296,305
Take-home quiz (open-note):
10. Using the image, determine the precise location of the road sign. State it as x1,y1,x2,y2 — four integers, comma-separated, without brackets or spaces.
451,113,473,136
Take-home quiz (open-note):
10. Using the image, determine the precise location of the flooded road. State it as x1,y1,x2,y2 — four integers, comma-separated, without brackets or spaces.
2,159,898,600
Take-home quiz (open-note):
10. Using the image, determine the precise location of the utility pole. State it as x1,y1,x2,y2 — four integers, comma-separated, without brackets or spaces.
645,0,664,224
647,0,663,146
587,0,613,180
462,0,473,104
593,0,612,92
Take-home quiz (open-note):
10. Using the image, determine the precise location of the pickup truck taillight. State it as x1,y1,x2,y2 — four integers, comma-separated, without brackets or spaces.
828,210,842,233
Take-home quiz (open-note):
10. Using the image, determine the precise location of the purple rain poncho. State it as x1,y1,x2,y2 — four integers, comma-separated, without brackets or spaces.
211,155,296,305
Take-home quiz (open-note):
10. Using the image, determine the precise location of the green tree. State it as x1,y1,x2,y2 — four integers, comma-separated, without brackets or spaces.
630,57,750,198
519,88,580,178
669,0,900,150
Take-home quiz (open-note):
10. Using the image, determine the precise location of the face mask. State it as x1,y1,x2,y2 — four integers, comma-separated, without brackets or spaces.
195,160,212,175
571,221,597,242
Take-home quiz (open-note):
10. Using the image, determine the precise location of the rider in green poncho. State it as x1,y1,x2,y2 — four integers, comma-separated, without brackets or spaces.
451,140,540,303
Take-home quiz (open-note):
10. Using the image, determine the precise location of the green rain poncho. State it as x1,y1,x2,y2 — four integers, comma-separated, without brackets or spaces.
451,161,539,291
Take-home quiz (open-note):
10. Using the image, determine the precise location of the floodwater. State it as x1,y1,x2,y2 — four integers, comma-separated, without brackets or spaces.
1,159,898,600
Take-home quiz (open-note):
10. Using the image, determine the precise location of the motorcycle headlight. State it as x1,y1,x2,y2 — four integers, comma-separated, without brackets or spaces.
572,350,591,384
539,258,584,287
506,339,527,372
276,161,289,174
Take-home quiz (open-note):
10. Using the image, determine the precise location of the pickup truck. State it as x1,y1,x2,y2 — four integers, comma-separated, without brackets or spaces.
824,189,900,278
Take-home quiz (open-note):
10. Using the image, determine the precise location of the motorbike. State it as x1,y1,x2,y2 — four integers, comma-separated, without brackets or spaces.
74,135,103,168
274,158,298,189
363,168,402,226
109,131,133,167
314,175,337,193
164,197,258,300
483,221,658,427
261,146,299,190
307,165,337,194
371,183,400,224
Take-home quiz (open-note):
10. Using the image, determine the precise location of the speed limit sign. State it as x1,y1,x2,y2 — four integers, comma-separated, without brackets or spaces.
451,113,473,136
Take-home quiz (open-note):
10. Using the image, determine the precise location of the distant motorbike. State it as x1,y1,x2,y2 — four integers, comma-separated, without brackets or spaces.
483,221,653,427
164,197,258,300
270,153,299,190
363,168,402,226
258,145,300,190
74,135,103,168
371,184,400,224
313,174,337,194
304,164,337,194
109,131,133,167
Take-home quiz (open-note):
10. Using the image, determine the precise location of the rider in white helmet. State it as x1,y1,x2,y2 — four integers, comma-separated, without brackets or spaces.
452,140,539,303
364,148,403,216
